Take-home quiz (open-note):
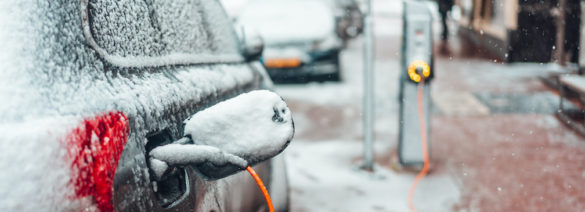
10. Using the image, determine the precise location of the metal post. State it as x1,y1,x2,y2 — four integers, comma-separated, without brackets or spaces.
554,0,567,65
579,1,585,74
362,0,374,171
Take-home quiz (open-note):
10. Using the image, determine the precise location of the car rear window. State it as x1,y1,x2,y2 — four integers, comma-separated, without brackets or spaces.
84,0,243,67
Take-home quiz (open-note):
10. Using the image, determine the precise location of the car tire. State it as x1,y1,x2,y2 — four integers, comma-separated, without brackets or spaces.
331,52,342,82
321,51,342,82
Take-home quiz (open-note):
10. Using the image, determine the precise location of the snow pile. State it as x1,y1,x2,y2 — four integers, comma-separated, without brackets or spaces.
0,117,78,211
149,90,294,180
185,90,294,164
238,0,335,44
149,144,247,180
286,139,461,212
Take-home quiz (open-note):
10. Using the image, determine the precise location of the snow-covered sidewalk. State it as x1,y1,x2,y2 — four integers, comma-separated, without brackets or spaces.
286,139,460,212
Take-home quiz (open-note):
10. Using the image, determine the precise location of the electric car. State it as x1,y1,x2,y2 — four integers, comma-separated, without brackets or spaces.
237,0,344,82
0,0,290,211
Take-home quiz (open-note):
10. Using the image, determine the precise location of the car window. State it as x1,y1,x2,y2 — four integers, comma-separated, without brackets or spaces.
83,0,243,67
238,0,334,44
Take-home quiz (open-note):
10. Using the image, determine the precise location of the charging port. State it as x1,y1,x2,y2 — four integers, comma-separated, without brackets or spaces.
145,129,190,208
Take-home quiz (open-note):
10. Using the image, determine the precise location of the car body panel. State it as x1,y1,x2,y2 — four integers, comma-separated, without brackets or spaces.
0,0,285,211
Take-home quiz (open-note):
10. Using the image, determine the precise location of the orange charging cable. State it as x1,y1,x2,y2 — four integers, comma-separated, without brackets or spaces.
407,76,430,212
246,166,275,212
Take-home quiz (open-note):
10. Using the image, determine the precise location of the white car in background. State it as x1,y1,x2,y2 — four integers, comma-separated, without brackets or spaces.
237,0,345,82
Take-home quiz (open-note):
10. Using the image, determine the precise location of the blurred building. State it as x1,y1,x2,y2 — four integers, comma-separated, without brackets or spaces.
455,0,582,65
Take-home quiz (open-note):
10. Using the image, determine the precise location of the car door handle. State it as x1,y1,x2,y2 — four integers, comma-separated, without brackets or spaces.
148,90,294,180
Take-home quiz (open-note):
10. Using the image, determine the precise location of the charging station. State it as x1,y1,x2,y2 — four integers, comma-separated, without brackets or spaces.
398,1,434,167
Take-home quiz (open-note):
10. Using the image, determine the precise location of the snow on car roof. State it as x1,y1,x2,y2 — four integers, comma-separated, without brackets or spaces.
238,0,335,44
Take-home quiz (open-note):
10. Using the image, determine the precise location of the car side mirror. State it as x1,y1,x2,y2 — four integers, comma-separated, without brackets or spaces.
148,90,294,181
236,25,264,62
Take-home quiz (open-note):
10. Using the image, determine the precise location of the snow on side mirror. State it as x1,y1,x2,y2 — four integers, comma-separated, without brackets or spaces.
149,90,294,180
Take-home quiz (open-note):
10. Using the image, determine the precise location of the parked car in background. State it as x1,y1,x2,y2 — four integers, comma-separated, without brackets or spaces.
0,0,291,211
237,0,344,82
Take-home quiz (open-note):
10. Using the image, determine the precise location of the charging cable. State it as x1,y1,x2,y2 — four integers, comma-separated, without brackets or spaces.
407,68,430,212
247,166,275,212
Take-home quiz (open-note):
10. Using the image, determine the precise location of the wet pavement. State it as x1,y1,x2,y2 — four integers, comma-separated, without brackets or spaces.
430,37,585,211
277,1,585,211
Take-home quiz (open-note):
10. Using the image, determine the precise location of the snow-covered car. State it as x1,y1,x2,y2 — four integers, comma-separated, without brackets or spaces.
0,0,293,211
237,0,345,82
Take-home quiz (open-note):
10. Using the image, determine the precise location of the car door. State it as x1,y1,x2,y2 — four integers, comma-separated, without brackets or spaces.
76,0,271,211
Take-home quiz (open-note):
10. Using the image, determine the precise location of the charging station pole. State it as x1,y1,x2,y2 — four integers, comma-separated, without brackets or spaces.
398,1,434,167
362,0,375,171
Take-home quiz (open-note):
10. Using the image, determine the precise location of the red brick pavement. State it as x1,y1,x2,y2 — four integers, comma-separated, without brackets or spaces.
430,40,585,211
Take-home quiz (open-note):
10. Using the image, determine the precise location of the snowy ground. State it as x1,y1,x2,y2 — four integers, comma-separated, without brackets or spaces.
275,1,461,211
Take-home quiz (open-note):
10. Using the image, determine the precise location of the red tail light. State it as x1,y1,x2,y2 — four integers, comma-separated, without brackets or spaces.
66,111,129,212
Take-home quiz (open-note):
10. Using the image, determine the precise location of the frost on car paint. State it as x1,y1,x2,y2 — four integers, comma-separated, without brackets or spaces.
0,118,77,211
0,0,255,123
82,0,244,67
0,0,260,210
